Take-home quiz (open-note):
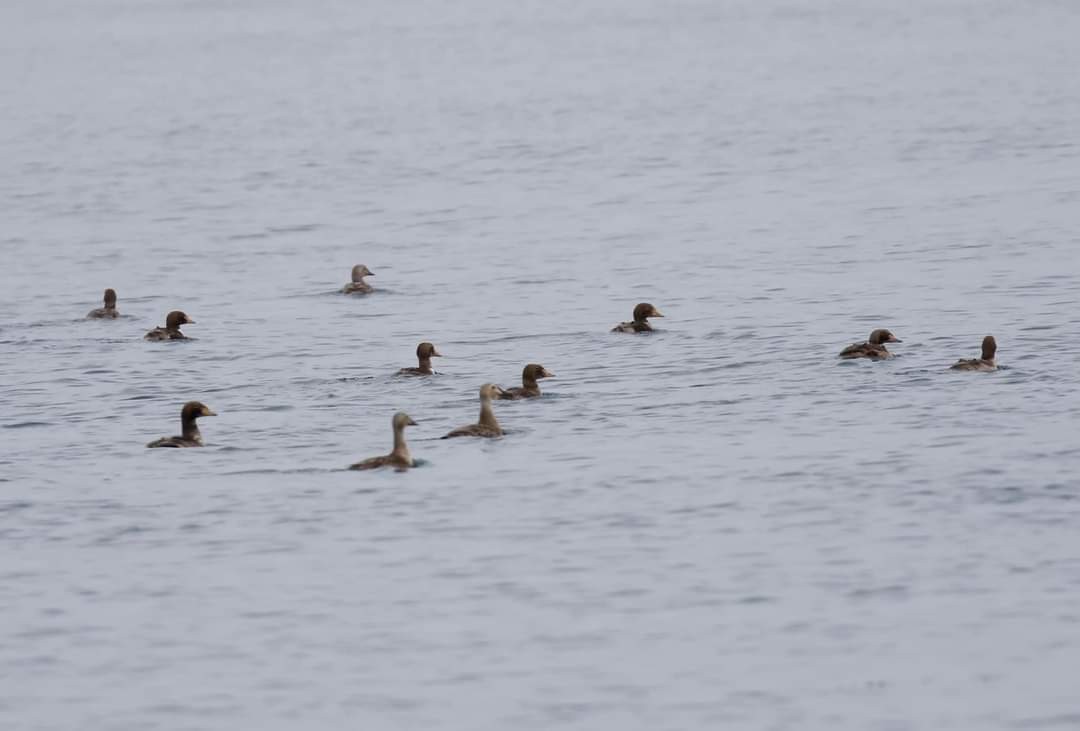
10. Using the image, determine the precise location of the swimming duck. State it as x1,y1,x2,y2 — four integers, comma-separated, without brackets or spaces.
950,335,997,371
349,412,418,471
398,342,442,375
342,265,374,294
146,401,216,448
442,384,507,438
498,364,554,399
612,303,664,333
839,329,902,359
87,288,118,319
145,311,194,341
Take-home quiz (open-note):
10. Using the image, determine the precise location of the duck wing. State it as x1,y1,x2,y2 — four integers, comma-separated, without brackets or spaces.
441,424,501,439
349,455,389,470
147,436,191,448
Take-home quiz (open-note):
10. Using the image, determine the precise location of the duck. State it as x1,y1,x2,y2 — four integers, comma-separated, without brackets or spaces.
87,288,119,319
442,384,508,438
146,401,216,448
145,310,195,341
397,342,442,375
349,412,418,471
342,264,374,294
498,364,554,399
612,303,664,333
839,329,902,359
950,335,997,371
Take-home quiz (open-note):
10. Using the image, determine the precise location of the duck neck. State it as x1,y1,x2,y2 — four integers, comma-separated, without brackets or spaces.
478,396,500,429
181,417,202,444
391,426,411,460
417,357,433,374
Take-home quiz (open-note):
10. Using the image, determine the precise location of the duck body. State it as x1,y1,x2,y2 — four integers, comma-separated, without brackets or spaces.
442,384,507,438
145,310,194,341
397,342,442,376
498,364,554,400
839,329,901,359
144,327,189,341
951,335,997,372
350,412,417,471
612,320,653,334
342,265,374,294
146,435,202,448
87,288,119,319
443,423,503,438
950,358,996,372
612,303,664,333
147,401,215,448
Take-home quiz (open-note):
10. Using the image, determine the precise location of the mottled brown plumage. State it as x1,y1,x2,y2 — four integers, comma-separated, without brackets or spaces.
951,335,997,371
839,329,901,359
87,288,119,319
612,303,664,333
145,310,194,341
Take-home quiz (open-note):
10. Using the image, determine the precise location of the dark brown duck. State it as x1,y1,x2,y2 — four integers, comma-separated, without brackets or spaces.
145,311,194,341
146,401,216,448
87,288,119,319
398,342,442,376
498,364,554,399
612,303,664,333
950,335,997,372
349,412,417,471
442,384,507,438
839,329,902,359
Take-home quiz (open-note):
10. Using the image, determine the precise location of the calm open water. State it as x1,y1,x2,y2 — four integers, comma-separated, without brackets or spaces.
3,0,1080,728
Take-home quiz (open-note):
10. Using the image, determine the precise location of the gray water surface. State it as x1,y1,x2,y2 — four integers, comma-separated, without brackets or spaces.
3,0,1080,729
